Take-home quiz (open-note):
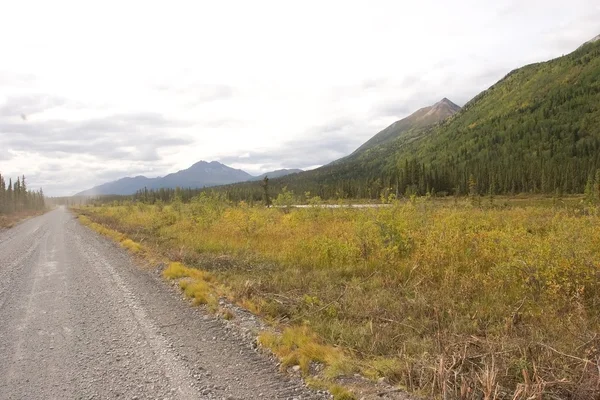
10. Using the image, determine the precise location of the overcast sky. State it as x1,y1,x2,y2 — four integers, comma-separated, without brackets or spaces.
0,0,598,195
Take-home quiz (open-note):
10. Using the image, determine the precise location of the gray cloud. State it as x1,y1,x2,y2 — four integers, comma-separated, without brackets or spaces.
0,94,67,117
39,162,64,172
372,101,416,119
0,71,36,88
197,118,244,129
360,78,389,91
218,84,469,171
0,150,14,161
94,167,165,181
27,158,174,196
312,117,356,135
217,118,372,171
0,106,195,195
0,111,194,161
542,8,600,53
191,85,234,104
370,89,449,120
399,75,421,89
90,163,171,182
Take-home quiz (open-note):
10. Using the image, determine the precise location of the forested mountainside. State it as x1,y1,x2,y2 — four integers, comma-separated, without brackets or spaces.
396,37,600,196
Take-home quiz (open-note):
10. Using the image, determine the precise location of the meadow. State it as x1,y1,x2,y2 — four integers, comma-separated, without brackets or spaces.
75,195,600,399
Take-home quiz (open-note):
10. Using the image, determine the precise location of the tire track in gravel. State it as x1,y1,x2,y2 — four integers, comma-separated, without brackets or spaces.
0,216,47,313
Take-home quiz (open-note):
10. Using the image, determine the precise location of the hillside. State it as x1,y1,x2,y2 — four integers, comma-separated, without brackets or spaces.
198,98,461,201
76,176,156,197
220,36,600,200
396,36,600,195
265,97,463,198
250,169,303,181
75,162,301,196
353,98,460,154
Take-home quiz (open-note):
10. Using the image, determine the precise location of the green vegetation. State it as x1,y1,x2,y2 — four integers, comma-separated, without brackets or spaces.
397,40,600,196
75,195,600,399
0,173,46,227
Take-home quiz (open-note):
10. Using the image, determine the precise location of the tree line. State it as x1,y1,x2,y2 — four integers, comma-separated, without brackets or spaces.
0,174,46,214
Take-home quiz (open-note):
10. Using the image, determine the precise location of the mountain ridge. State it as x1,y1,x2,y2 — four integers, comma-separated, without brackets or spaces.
75,162,302,196
353,97,460,154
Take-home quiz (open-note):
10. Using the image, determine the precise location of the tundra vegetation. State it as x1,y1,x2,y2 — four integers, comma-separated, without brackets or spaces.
75,190,600,399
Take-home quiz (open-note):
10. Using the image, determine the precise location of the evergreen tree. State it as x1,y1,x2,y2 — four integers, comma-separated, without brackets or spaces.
0,174,45,215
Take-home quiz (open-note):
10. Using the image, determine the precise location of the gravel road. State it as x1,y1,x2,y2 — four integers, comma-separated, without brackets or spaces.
0,208,326,400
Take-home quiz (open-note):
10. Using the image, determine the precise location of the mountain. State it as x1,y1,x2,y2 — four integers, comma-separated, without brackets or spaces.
75,162,302,196
389,35,600,195
158,161,252,189
353,98,460,154
222,35,600,199
260,97,463,193
75,176,156,197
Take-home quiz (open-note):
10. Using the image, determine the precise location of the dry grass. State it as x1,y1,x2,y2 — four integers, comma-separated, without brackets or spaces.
0,210,45,229
258,326,353,377
74,197,600,399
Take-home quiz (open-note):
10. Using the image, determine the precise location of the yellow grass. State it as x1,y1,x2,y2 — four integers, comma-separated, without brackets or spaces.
162,262,219,310
74,197,600,399
258,326,352,377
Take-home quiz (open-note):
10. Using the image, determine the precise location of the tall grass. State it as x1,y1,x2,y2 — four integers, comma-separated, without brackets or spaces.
76,197,600,399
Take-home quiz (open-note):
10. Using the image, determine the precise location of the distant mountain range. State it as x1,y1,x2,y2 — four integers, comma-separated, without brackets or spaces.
75,162,302,196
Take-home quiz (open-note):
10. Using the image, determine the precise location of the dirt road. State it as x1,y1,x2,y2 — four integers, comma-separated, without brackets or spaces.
0,208,324,399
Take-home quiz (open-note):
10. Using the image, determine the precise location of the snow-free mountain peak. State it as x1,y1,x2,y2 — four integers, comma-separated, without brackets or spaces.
353,97,461,154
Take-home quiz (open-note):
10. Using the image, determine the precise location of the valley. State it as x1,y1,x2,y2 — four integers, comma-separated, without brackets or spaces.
1,13,599,400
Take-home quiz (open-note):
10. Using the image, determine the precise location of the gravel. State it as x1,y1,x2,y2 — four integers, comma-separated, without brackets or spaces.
0,207,328,400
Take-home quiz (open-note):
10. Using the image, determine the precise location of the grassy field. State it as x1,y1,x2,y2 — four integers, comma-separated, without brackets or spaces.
75,196,600,399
